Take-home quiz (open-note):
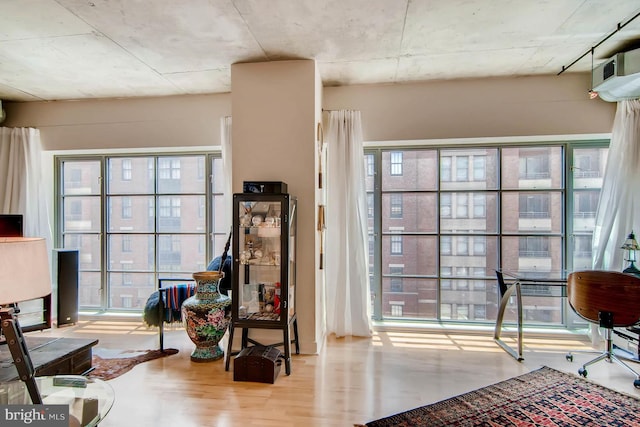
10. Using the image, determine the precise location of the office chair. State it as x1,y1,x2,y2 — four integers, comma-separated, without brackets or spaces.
565,270,640,388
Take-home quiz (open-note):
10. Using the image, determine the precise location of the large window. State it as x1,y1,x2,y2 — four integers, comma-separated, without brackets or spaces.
56,153,226,311
367,142,608,324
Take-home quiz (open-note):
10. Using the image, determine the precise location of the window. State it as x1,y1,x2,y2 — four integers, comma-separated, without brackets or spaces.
441,194,452,218
473,236,486,255
390,193,403,218
366,141,607,326
519,194,550,218
456,236,468,255
456,193,468,218
390,235,403,254
122,159,132,181
473,194,486,218
390,152,403,176
56,154,225,312
367,193,374,219
441,236,452,255
389,266,403,292
456,305,469,320
122,235,132,252
159,158,181,180
473,156,486,181
441,267,452,290
366,155,374,176
456,156,468,181
519,236,549,257
574,191,599,218
391,305,403,317
122,197,132,219
441,157,451,181
520,149,550,179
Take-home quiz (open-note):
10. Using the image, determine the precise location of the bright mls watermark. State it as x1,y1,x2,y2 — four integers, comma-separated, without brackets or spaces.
1,405,68,426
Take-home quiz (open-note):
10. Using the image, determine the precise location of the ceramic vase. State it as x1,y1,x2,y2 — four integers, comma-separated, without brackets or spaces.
182,271,231,362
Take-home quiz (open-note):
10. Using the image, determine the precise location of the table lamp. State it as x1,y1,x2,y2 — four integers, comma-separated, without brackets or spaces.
621,231,640,276
0,237,52,404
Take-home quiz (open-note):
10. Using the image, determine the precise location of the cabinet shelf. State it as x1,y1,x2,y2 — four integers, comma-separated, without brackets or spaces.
225,192,299,376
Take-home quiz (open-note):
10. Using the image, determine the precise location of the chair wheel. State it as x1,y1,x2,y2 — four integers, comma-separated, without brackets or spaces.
566,354,573,362
634,379,640,389
578,367,588,378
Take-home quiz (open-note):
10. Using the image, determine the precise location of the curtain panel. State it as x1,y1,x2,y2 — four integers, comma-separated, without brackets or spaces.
592,99,640,270
0,127,51,242
325,110,372,337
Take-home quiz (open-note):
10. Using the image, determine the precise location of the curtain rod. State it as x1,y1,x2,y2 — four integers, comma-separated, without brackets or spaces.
558,10,640,75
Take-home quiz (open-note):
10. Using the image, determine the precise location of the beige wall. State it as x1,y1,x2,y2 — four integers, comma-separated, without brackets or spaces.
324,73,615,141
230,60,320,354
2,70,617,355
4,94,231,150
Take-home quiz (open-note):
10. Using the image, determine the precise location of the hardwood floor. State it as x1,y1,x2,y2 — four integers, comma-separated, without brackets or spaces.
22,319,640,426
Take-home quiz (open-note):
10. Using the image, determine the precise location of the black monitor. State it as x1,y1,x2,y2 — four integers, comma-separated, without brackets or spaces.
0,214,23,237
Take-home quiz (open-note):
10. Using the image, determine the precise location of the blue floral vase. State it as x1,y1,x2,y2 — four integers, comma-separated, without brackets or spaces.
182,271,231,362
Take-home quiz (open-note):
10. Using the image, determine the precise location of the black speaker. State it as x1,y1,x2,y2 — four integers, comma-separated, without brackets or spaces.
53,249,79,327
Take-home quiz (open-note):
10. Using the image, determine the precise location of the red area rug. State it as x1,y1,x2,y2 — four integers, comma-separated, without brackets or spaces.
360,366,640,426
88,348,178,380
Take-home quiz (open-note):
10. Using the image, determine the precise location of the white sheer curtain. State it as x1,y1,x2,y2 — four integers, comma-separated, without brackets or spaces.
221,116,233,233
592,100,640,270
0,127,51,242
325,110,372,337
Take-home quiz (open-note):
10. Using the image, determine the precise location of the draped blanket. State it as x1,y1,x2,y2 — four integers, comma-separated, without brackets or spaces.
143,283,197,327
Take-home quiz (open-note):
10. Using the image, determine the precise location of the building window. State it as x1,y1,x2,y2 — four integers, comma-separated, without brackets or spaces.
441,156,452,181
519,236,549,257
441,193,452,218
122,235,132,252
390,235,403,255
391,305,403,317
390,152,403,176
389,266,403,292
456,193,468,218
366,154,374,176
122,197,132,219
473,155,486,181
456,305,469,320
122,159,132,181
520,149,550,179
473,236,486,255
574,191,599,218
367,193,374,219
441,236,452,255
456,156,469,181
159,158,181,180
456,236,468,255
519,194,550,218
390,193,403,218
473,194,486,218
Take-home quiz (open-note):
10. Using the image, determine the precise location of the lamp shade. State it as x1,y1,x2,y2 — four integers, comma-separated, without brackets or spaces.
621,231,640,250
0,237,51,305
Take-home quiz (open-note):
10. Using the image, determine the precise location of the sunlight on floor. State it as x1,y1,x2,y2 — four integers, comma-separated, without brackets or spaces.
370,329,593,353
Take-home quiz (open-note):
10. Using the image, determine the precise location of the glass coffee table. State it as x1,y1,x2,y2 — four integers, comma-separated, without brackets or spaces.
0,375,114,427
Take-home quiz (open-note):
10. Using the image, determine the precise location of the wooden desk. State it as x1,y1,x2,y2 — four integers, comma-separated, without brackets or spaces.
0,336,98,383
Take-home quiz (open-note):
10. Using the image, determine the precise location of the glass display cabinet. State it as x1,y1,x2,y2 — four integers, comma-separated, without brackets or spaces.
225,192,299,375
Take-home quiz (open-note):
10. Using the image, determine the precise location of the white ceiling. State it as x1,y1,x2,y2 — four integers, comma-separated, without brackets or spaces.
1,0,640,102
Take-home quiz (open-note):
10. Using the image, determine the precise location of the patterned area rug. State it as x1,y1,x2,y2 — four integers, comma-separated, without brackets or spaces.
360,366,640,426
88,348,179,380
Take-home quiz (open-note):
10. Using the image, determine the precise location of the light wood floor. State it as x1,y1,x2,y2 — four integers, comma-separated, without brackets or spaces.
23,319,640,427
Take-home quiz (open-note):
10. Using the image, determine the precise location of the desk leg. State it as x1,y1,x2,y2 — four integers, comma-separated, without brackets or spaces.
494,282,524,361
